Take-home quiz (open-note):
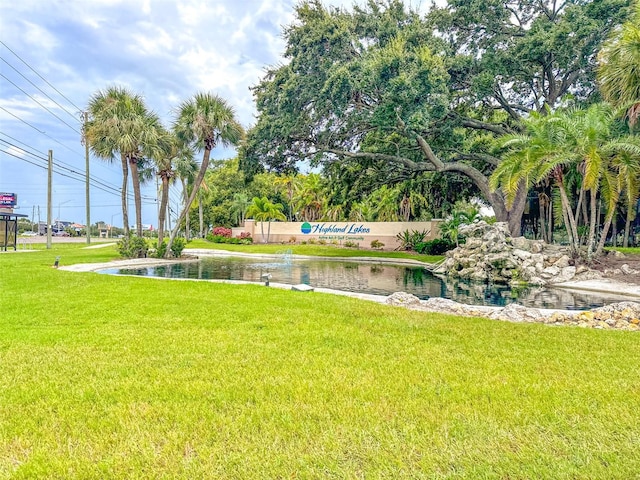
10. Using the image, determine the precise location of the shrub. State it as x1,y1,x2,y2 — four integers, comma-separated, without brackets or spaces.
170,237,186,257
117,235,149,258
344,241,359,248
155,241,167,258
212,227,232,238
395,229,429,251
370,239,385,250
318,239,327,245
238,232,252,241
289,236,297,243
415,238,456,255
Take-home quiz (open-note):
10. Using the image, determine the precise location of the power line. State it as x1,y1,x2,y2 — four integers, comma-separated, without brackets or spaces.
0,105,83,157
0,55,80,123
0,40,83,112
0,74,81,134
0,137,145,198
0,144,156,202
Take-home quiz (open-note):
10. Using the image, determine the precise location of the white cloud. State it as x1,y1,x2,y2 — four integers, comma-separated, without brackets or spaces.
3,145,27,158
20,21,61,50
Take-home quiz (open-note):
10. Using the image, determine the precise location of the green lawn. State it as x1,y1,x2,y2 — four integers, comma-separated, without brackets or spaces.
1,245,639,479
187,238,445,263
609,246,640,256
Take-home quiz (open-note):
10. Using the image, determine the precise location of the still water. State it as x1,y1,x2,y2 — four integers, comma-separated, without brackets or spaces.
99,256,626,310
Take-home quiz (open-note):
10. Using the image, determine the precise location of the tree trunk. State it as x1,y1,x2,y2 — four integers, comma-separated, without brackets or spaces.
199,198,204,238
586,189,597,259
120,153,130,238
557,182,580,254
415,135,526,236
574,186,584,226
185,210,191,241
181,178,191,242
624,215,631,248
547,199,553,243
129,157,143,237
596,208,617,256
157,175,169,247
165,148,212,257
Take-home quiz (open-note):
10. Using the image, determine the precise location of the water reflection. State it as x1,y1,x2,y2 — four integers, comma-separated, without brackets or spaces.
98,257,627,310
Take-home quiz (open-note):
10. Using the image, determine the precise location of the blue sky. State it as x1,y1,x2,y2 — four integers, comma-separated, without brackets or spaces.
0,0,430,228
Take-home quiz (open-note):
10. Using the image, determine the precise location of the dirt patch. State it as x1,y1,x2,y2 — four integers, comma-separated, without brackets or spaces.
587,252,640,286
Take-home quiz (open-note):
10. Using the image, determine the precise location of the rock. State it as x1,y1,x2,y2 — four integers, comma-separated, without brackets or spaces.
531,242,544,253
434,222,604,288
490,303,544,323
612,250,626,258
513,249,532,260
540,266,560,279
512,237,530,250
621,264,639,275
548,266,577,284
553,255,571,268
575,265,590,274
386,292,422,307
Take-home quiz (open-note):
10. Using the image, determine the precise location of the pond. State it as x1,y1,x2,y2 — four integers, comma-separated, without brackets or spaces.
97,255,629,310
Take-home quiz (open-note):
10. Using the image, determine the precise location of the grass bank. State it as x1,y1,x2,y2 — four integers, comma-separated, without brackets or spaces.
187,238,444,263
1,245,639,478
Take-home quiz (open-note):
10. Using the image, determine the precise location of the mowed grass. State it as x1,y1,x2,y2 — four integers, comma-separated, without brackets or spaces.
1,245,639,479
187,238,445,264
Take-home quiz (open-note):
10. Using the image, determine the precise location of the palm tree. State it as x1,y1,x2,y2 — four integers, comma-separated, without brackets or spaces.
165,93,244,257
229,192,251,226
604,141,640,248
490,110,581,253
173,153,198,241
246,196,286,243
370,185,401,221
274,175,299,221
598,2,640,127
154,132,194,245
86,86,164,237
293,174,324,222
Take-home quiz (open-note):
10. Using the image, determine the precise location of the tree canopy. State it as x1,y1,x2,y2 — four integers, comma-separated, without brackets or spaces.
243,0,630,235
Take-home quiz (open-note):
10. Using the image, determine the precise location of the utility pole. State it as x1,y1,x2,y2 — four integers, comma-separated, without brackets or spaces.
84,111,91,244
47,150,52,249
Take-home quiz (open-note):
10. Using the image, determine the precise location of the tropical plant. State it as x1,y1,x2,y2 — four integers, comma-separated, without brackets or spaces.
229,192,251,226
370,185,401,222
438,202,481,247
165,93,244,257
598,2,640,127
117,235,148,258
245,196,286,243
395,229,429,251
274,174,300,221
154,132,194,244
86,86,165,237
293,174,325,222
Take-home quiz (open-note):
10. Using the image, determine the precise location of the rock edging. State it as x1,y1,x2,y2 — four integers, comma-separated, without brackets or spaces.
385,292,640,331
